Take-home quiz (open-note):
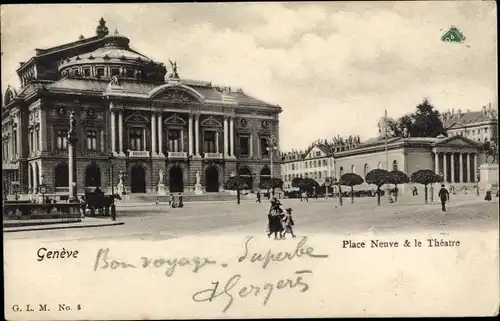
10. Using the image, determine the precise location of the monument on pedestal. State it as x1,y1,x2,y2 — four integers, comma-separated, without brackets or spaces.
67,112,78,203
157,169,166,195
116,171,125,195
194,171,203,195
479,141,499,191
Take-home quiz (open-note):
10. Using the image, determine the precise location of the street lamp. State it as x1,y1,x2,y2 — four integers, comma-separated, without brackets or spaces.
266,135,278,179
39,174,47,203
108,152,116,221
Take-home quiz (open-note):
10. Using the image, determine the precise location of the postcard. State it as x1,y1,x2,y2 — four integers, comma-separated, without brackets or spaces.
2,2,499,319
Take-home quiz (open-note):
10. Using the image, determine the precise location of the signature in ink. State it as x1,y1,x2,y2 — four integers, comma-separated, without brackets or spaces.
192,270,312,313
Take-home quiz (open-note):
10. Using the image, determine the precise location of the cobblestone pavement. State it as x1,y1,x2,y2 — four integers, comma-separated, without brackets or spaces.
4,195,498,242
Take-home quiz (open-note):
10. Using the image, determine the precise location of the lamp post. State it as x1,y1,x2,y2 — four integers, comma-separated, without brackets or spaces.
266,135,278,179
108,152,116,221
67,111,78,202
39,174,47,203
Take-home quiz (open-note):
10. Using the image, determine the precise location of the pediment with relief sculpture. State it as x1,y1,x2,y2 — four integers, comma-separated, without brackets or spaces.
152,88,203,104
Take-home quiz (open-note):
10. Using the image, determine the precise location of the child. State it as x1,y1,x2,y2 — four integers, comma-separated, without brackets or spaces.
282,208,296,238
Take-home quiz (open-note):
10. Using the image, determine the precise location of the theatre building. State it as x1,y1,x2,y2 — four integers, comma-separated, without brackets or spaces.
1,18,282,196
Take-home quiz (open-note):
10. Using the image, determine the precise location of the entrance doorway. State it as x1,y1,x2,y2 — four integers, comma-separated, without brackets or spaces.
130,165,146,193
169,166,184,193
239,167,253,190
85,163,101,187
205,166,219,192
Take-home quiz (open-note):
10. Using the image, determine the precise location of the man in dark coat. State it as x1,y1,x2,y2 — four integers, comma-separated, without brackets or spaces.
438,184,450,212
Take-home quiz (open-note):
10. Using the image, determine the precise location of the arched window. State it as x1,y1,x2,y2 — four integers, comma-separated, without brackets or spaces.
351,165,356,173
260,167,271,187
392,160,398,171
364,164,369,176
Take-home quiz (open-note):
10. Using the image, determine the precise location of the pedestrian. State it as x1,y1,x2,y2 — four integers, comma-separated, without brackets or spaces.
170,194,176,208
304,191,309,202
299,190,303,202
281,208,296,238
438,184,450,212
485,184,492,201
256,190,261,203
178,195,184,208
155,197,159,205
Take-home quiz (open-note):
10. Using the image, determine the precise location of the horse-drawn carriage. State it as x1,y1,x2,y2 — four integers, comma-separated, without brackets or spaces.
83,188,121,216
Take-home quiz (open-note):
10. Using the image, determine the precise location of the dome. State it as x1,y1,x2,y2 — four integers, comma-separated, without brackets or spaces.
58,30,166,82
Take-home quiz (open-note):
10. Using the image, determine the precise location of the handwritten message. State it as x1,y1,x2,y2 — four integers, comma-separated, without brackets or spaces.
92,236,329,312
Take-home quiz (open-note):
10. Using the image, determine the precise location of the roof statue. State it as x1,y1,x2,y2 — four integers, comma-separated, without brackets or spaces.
96,17,109,37
168,59,179,79
110,76,120,86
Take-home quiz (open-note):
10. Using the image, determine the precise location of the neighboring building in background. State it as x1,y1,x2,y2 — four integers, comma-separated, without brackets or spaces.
441,104,498,143
334,135,484,194
280,136,362,190
1,18,282,196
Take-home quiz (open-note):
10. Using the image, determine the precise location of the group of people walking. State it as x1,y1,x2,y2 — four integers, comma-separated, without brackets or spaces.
266,196,296,240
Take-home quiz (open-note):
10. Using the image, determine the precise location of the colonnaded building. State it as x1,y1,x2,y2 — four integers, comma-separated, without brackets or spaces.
1,18,282,196
281,108,495,193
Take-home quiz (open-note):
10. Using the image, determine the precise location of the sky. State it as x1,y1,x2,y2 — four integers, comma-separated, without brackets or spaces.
1,2,497,151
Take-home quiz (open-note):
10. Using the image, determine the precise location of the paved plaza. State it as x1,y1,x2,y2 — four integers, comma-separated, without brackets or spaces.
4,194,498,243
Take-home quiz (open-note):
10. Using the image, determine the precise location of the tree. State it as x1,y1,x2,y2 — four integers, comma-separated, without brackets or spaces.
382,170,409,202
338,173,364,204
269,178,284,195
365,169,390,206
291,177,319,195
224,176,248,205
410,169,441,204
388,99,447,138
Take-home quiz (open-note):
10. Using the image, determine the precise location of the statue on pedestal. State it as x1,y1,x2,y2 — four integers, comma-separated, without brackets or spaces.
194,171,203,195
157,169,166,195
159,169,165,185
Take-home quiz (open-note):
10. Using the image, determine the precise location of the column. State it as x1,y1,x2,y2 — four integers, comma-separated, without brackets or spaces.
142,128,147,151
118,111,124,155
473,153,477,183
249,133,253,158
443,153,448,183
39,109,47,152
110,111,116,154
188,114,193,156
467,153,471,183
450,153,455,183
180,130,184,152
215,131,219,153
434,152,439,174
157,114,163,156
151,113,157,156
223,117,229,157
195,114,200,156
229,117,234,157
27,165,31,193
459,153,463,183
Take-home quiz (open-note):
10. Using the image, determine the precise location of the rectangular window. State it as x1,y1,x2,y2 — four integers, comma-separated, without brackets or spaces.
86,130,98,150
56,129,68,150
239,136,249,157
260,137,269,157
129,127,143,151
96,67,105,77
126,69,134,78
167,129,181,152
83,68,91,77
12,129,17,156
35,127,40,150
110,68,120,76
203,130,216,153
29,130,34,153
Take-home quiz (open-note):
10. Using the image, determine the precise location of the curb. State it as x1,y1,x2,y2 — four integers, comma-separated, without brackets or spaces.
3,221,124,233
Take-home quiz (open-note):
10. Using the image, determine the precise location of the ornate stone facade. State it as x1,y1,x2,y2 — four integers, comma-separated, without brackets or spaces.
2,18,282,196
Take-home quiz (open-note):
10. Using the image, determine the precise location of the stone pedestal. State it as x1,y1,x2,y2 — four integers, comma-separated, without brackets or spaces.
479,163,499,191
194,183,203,195
116,183,124,195
157,184,166,195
